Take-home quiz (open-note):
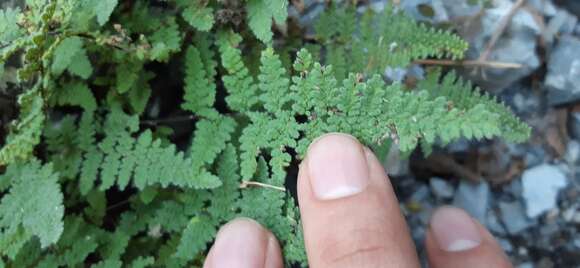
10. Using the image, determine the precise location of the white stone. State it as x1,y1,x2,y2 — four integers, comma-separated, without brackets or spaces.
522,164,568,218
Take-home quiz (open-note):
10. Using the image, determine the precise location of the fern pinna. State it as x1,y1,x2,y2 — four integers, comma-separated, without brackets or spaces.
0,1,529,267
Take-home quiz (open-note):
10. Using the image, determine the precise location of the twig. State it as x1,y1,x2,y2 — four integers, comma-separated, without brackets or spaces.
414,59,522,69
140,115,197,126
478,0,526,62
240,181,286,192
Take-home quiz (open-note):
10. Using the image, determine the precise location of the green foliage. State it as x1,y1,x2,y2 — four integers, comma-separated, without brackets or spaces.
247,0,288,43
0,1,529,267
314,4,469,79
0,160,64,258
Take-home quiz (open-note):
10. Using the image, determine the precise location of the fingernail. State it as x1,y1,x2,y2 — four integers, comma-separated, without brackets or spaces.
430,206,482,252
306,133,370,200
211,218,268,268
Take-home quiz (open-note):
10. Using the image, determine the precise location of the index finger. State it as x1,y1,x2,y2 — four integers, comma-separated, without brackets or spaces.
297,133,420,267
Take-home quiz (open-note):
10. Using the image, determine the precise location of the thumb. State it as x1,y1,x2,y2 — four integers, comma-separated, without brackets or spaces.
425,206,512,268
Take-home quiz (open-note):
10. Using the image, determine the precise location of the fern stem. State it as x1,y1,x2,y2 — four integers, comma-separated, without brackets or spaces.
240,180,286,192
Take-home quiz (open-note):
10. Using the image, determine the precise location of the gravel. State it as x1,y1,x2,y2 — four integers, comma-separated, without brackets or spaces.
521,164,568,218
545,35,580,106
453,181,490,222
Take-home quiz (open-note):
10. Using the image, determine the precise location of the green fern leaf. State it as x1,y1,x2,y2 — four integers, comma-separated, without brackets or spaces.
246,0,288,43
217,31,259,112
0,8,23,45
182,45,216,116
0,86,45,165
181,1,214,31
52,81,97,111
0,160,64,256
174,216,217,260
130,256,155,268
95,0,118,26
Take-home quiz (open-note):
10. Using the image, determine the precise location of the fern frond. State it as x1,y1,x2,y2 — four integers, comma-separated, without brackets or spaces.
95,0,118,26
217,31,259,112
182,45,216,117
417,69,531,143
314,5,469,74
0,160,64,258
74,110,227,194
246,0,288,43
148,18,182,62
0,7,23,45
51,81,97,111
0,86,45,166
180,0,214,31
51,37,93,79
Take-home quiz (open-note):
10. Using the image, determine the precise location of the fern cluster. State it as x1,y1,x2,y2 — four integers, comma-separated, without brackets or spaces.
0,1,529,267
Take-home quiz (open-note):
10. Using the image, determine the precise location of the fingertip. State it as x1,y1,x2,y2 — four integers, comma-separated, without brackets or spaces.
305,133,370,200
297,133,420,267
426,206,512,268
204,218,283,268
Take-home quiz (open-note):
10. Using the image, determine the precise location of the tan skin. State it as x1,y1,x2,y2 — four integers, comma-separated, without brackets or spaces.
203,134,513,268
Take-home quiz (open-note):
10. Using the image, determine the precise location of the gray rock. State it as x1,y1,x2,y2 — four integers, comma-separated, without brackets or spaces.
562,206,577,222
507,178,523,197
441,0,482,19
525,145,547,168
522,164,569,218
499,201,532,234
545,36,580,106
446,138,471,153
410,185,430,202
430,177,454,199
486,210,507,235
499,238,514,252
469,32,540,91
457,2,541,91
518,263,534,268
385,143,410,177
401,0,450,23
539,222,560,236
417,203,434,225
453,181,490,222
560,0,580,17
568,112,580,140
543,9,578,45
565,140,580,165
384,66,407,82
527,0,558,17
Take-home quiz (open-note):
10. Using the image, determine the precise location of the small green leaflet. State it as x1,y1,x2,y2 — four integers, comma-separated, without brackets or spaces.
95,0,118,26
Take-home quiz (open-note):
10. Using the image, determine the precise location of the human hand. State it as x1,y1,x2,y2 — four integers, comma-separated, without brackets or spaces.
203,134,512,268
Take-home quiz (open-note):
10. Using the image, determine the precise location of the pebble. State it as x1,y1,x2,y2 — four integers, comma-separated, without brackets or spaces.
568,112,580,141
545,35,580,106
522,164,568,218
401,0,450,23
499,201,532,234
527,0,558,16
574,239,580,249
453,181,490,222
429,177,454,199
562,207,577,222
565,140,580,165
499,238,514,252
560,0,580,17
410,184,430,202
544,9,578,44
524,145,546,168
486,210,507,235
